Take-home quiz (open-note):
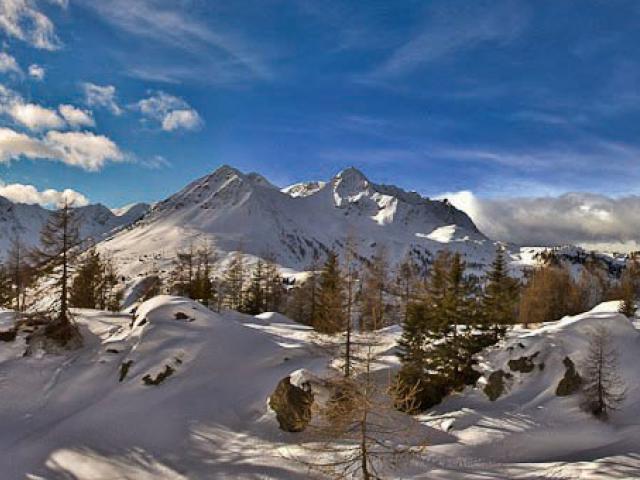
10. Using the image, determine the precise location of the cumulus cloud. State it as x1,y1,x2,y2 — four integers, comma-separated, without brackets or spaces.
0,126,56,161
161,109,202,131
82,82,122,115
0,0,64,50
9,102,65,130
439,190,640,251
58,104,95,128
0,127,123,171
136,91,203,131
0,181,88,207
44,130,123,170
28,63,45,80
0,51,22,74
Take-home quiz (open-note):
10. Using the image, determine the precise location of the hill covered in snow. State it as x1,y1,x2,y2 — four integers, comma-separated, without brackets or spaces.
1,296,639,478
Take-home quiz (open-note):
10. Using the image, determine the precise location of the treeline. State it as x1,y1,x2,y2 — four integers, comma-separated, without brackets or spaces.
167,246,285,315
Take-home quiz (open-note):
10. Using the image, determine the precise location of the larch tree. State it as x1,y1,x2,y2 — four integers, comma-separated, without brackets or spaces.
582,326,626,419
222,251,246,311
302,333,426,479
6,233,29,312
394,254,420,324
360,246,389,331
30,201,83,348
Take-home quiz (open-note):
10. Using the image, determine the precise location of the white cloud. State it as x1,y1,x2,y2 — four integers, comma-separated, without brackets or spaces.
0,51,22,74
9,102,65,130
136,91,203,132
0,182,88,207
439,190,640,251
45,130,123,171
0,127,123,171
161,109,202,131
58,104,95,128
28,63,45,80
0,126,57,161
0,0,63,50
82,82,122,115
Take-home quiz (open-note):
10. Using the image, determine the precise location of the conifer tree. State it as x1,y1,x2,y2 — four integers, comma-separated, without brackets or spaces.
6,234,29,311
396,251,481,411
223,251,246,311
245,259,266,315
395,255,420,324
582,326,626,418
69,247,102,308
70,248,121,311
30,201,82,347
360,246,389,331
0,263,11,308
482,245,519,341
315,251,345,334
263,257,284,312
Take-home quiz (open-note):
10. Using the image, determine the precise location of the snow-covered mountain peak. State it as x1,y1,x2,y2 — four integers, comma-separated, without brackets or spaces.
331,166,371,206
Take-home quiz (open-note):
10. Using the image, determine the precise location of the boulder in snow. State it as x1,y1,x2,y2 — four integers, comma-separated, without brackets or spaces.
269,375,314,432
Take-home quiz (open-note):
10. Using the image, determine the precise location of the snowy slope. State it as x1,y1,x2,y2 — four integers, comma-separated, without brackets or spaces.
0,198,150,259
418,301,640,478
0,296,330,479
1,298,639,478
98,165,497,281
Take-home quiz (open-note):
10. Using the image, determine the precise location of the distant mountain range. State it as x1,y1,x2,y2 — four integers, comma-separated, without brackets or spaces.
0,198,150,258
96,165,498,281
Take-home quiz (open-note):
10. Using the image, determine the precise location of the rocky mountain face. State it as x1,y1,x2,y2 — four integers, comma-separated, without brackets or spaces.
97,165,497,280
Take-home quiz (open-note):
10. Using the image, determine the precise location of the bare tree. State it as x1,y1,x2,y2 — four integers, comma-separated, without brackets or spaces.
6,233,29,312
300,333,426,479
582,326,626,419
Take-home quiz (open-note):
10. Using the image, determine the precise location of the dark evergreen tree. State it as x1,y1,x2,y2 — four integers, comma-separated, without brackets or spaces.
482,245,519,341
244,259,266,315
315,251,345,334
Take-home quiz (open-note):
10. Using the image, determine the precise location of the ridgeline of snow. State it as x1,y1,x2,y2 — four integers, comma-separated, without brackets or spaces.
97,165,496,282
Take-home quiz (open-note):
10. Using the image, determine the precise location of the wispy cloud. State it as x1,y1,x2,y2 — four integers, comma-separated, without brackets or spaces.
82,83,122,115
0,51,22,75
0,0,64,50
368,0,528,80
77,0,274,84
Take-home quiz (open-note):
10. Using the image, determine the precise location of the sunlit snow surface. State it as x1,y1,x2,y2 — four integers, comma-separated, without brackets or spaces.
1,297,639,479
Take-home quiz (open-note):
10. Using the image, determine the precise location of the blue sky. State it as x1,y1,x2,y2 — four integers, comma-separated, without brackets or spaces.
1,0,640,214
